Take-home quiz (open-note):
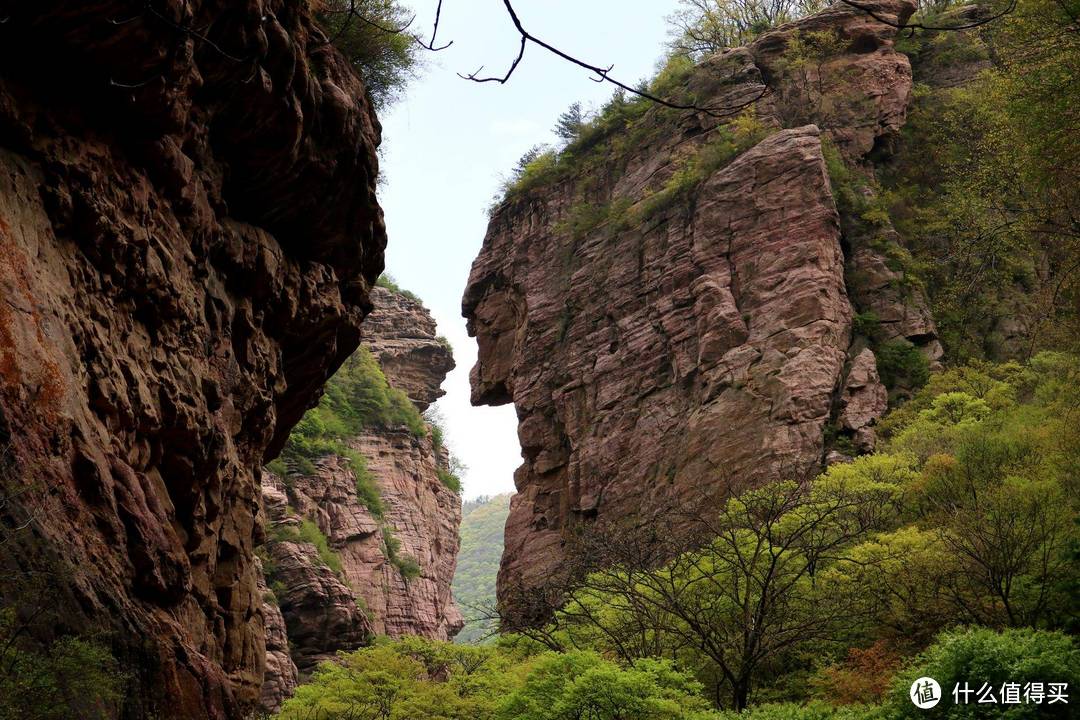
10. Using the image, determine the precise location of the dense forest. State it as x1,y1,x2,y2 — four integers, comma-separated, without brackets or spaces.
454,494,512,644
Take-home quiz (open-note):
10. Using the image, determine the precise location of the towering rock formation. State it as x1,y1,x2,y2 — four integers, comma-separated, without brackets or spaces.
259,286,462,711
0,2,384,717
463,0,936,615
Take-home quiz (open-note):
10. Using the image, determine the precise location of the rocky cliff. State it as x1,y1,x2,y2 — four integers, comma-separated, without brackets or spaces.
259,285,462,711
463,0,938,615
0,2,384,718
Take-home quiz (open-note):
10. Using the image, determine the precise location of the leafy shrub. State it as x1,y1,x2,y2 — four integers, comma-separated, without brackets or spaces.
501,145,561,200
875,340,930,391
267,520,344,576
312,0,421,110
437,467,462,493
377,273,422,303
853,311,882,341
382,526,422,580
650,53,696,98
812,642,900,705
887,628,1079,719
394,554,422,581
0,610,126,720
496,652,713,720
711,703,885,720
298,520,344,575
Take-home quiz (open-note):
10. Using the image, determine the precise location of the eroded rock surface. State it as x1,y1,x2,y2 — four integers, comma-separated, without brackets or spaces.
838,347,889,452
0,2,383,717
365,286,456,412
257,560,300,714
259,288,461,707
464,0,919,615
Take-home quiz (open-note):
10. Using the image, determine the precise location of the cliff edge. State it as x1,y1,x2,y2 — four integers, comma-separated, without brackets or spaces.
0,2,384,717
463,0,935,618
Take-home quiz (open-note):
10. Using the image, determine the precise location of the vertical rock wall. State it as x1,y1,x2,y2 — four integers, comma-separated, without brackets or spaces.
463,0,935,616
259,286,462,711
0,2,384,718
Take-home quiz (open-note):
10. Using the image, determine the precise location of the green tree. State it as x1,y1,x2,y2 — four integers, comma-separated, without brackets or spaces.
888,628,1079,719
0,610,125,720
667,0,825,57
523,462,906,710
496,651,713,720
553,102,586,142
313,0,422,110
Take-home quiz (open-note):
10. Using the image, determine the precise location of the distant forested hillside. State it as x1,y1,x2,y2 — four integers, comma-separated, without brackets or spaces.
453,494,512,644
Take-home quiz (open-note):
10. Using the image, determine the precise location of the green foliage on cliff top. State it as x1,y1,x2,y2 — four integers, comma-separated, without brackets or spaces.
453,494,512,644
271,345,426,516
312,0,422,110
377,273,422,303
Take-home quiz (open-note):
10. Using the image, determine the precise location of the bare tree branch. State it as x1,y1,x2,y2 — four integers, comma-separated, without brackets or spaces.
460,0,769,117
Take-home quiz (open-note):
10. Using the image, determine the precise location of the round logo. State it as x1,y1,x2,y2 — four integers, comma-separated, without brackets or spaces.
910,677,942,709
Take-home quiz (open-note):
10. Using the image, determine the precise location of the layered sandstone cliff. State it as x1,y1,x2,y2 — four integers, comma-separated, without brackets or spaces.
0,3,384,718
259,286,462,711
463,0,936,614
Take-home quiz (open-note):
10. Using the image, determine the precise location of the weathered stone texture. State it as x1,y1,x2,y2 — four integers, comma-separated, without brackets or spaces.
0,2,383,717
365,286,456,412
258,289,461,709
464,0,922,613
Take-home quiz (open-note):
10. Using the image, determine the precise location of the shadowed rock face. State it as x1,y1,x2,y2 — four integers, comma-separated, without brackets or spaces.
257,558,300,714
463,0,927,617
0,2,383,717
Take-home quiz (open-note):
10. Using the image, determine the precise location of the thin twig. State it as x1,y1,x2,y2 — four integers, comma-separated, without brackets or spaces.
460,0,767,117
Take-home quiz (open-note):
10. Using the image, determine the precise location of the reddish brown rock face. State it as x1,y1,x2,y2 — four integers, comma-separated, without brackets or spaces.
463,0,924,617
257,558,300,714
365,286,456,412
0,2,383,718
273,438,463,645
258,288,462,709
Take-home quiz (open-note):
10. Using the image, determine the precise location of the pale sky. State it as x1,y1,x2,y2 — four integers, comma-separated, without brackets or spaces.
378,0,680,498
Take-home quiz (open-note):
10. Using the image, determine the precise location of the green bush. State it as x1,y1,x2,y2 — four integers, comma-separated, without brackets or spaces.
313,0,421,110
437,467,462,493
382,526,422,580
712,703,885,720
267,520,344,576
853,311,882,341
496,652,713,720
0,610,126,720
377,273,422,303
297,519,344,575
887,628,1079,719
876,340,930,391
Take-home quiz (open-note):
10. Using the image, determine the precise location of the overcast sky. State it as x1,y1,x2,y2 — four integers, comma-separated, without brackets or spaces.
378,0,679,499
